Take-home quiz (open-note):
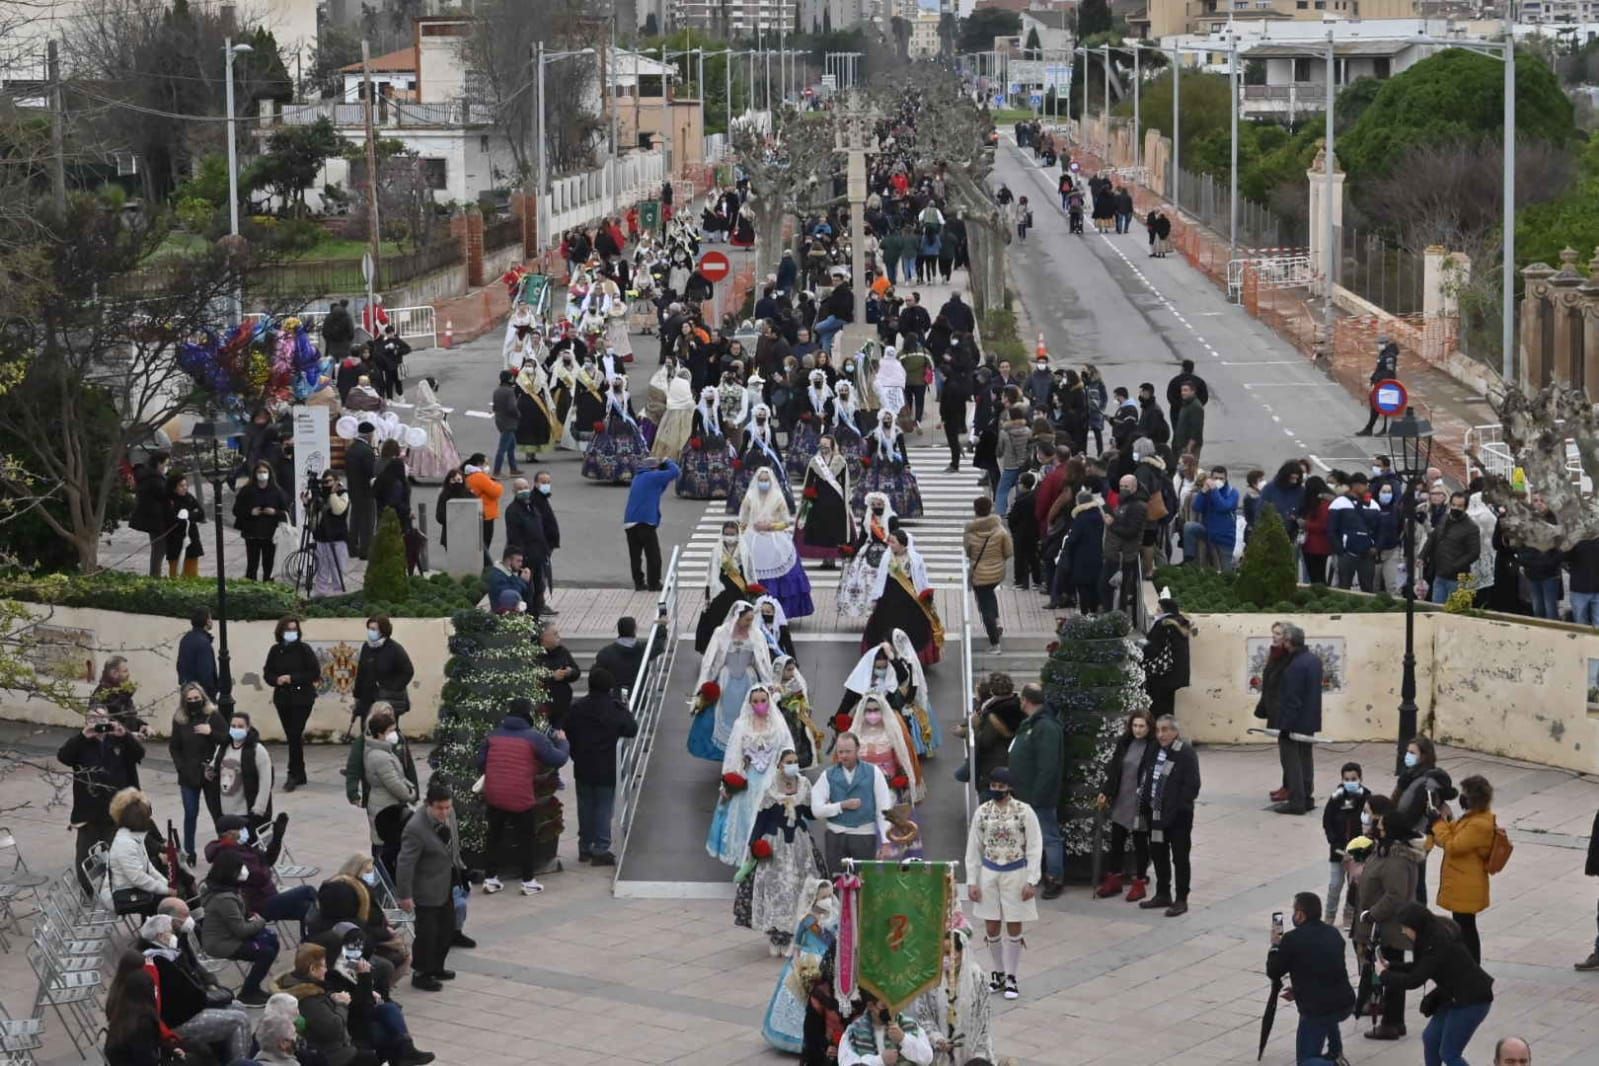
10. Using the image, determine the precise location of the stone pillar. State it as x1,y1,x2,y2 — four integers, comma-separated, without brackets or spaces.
1584,248,1599,397
1521,261,1556,389
1550,248,1586,385
1306,145,1345,298
512,193,536,258
440,497,484,576
465,208,485,288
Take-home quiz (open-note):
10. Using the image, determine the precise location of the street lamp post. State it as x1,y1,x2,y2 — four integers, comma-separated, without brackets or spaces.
1387,407,1434,774
192,416,246,719
222,38,253,326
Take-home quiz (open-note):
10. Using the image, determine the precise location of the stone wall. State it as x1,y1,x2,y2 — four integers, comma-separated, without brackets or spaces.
9,606,451,741
1177,607,1599,774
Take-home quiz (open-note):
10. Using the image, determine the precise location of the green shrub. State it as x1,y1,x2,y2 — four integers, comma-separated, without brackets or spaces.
363,510,410,604
1234,503,1297,607
1154,563,1417,615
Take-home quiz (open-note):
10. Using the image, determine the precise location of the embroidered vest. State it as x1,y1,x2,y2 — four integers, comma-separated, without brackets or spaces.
825,764,876,829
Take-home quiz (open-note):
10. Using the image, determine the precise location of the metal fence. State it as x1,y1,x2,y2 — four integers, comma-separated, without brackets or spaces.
379,241,463,288
1172,166,1306,253
1334,225,1427,317
482,215,524,252
613,546,684,868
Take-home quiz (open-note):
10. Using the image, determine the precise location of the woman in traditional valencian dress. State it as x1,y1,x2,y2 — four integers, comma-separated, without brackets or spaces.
643,358,675,446
581,376,649,483
836,632,937,757
829,380,867,488
762,880,838,1054
837,491,897,619
736,751,825,955
595,270,633,363
718,370,751,453
911,924,994,1065
571,358,608,448
679,386,735,500
864,528,944,667
772,655,824,771
874,346,907,428
406,378,461,482
856,408,923,518
689,602,773,762
785,371,833,483
727,404,787,514
513,360,558,458
545,347,581,450
855,692,924,859
754,595,796,663
652,367,696,459
696,520,758,653
796,435,852,569
739,470,814,621
706,685,794,865
502,304,538,370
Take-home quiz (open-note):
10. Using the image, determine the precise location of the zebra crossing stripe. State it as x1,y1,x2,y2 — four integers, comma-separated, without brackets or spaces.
675,445,981,587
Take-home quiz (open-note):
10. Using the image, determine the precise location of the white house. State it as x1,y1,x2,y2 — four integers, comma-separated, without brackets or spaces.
339,46,419,104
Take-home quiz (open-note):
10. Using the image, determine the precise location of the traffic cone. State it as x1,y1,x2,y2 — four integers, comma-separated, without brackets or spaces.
1036,332,1047,359
444,320,454,349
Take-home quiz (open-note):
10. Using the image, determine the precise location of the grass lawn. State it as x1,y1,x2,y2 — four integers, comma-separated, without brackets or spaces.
991,108,1041,125
153,230,407,263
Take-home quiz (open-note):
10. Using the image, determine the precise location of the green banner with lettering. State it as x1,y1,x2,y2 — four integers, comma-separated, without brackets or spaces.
856,861,951,1012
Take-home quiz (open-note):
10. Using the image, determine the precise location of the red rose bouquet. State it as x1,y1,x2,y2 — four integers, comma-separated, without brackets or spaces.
692,681,721,716
839,544,857,558
803,485,819,500
860,455,873,468
591,420,606,433
722,772,749,792
890,774,910,791
746,583,767,596
732,459,744,471
750,839,773,860
831,713,853,733
689,437,703,449
918,588,935,604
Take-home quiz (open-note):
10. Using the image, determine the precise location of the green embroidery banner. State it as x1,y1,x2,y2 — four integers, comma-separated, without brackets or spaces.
856,861,951,1012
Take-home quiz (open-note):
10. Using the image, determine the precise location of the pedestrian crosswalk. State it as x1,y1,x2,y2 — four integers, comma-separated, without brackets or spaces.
676,444,980,588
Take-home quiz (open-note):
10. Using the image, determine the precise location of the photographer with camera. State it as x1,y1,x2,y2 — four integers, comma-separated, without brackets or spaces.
59,705,146,896
303,470,351,597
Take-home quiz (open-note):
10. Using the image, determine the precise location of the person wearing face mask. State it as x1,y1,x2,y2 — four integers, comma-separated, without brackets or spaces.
168,683,225,865
307,926,436,1066
738,467,815,620
858,407,924,520
503,478,550,615
476,696,570,895
1322,762,1372,928
753,594,797,662
863,528,943,666
737,748,823,957
964,767,1043,1002
203,712,273,831
104,787,171,919
582,374,650,484
352,614,415,737
1419,490,1481,604
680,385,736,499
199,849,278,1005
272,942,377,1066
727,403,789,514
622,455,681,591
759,879,839,1054
1266,891,1356,1065
360,706,419,879
263,615,320,792
1272,624,1324,816
1372,475,1407,594
138,912,256,1063
796,434,854,571
697,520,758,652
232,460,290,580
707,686,796,866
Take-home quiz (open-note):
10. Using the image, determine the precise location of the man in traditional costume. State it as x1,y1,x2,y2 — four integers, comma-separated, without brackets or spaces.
963,766,1043,1003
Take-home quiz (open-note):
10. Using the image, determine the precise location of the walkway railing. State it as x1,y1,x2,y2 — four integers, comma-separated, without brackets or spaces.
613,545,684,858
959,555,976,834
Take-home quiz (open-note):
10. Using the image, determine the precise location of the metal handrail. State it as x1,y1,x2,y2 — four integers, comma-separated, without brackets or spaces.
959,556,976,834
613,545,683,860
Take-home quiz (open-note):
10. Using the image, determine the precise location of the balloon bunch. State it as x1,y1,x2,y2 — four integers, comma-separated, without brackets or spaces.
177,316,327,411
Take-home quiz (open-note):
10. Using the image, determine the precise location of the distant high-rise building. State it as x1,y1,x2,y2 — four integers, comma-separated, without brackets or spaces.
672,0,797,32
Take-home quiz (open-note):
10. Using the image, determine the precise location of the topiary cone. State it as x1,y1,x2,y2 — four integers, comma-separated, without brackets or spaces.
363,509,411,603
1235,502,1297,608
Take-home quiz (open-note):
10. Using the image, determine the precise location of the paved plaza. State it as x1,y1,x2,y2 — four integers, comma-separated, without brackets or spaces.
3,720,1598,1065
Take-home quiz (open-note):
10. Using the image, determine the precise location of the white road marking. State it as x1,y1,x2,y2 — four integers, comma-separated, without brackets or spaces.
465,410,493,418
1221,360,1302,366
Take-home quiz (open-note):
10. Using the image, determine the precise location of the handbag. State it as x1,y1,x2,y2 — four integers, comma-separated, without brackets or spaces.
1145,486,1169,522
112,887,162,916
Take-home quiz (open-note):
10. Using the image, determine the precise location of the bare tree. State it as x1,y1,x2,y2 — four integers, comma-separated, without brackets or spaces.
730,108,841,279
1471,382,1599,551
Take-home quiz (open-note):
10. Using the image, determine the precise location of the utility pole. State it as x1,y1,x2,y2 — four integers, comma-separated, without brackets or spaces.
1229,32,1238,259
1322,30,1334,323
1133,45,1141,171
609,14,619,202
536,41,548,249
360,39,382,311
838,93,873,327
1502,19,1516,382
661,43,673,179
48,40,66,214
1171,43,1180,210
725,47,733,133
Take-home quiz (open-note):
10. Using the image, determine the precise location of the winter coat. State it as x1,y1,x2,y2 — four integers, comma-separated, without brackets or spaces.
1302,499,1333,557
1277,646,1324,737
57,732,144,826
175,629,218,702
1143,614,1193,692
232,482,290,541
198,883,264,959
1098,730,1157,809
1329,495,1379,558
1383,917,1494,1007
1102,497,1147,564
1191,484,1240,550
128,463,169,535
563,691,641,786
1322,784,1372,862
1259,479,1305,535
995,419,1032,472
492,385,520,433
475,715,570,813
273,970,359,1066
107,827,167,897
466,468,504,521
1138,739,1201,827
1568,539,1599,595
362,736,417,845
1252,645,1289,727
1421,511,1481,582
1006,710,1065,811
1267,919,1355,1020
202,836,285,915
1373,497,1404,552
353,639,414,712
1392,766,1455,840
1172,397,1205,455
1354,841,1423,950
167,705,226,790
1136,399,1170,446
504,497,549,558
263,640,321,712
1431,807,1495,915
344,439,377,498
972,695,1021,789
203,728,273,823
1062,501,1106,584
395,805,463,908
963,514,1013,586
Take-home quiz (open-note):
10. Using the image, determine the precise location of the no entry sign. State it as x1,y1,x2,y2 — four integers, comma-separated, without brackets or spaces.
1371,378,1408,416
699,251,731,283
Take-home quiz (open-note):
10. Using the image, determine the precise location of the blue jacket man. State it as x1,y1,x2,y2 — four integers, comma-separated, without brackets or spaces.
1329,475,1380,591
623,458,680,591
1190,473,1240,561
483,547,533,610
176,609,218,701
1274,627,1324,815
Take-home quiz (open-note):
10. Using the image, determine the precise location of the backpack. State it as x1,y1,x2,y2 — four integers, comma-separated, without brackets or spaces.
1485,820,1513,874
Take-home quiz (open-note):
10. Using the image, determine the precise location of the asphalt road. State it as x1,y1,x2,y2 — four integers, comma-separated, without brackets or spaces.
992,139,1385,479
